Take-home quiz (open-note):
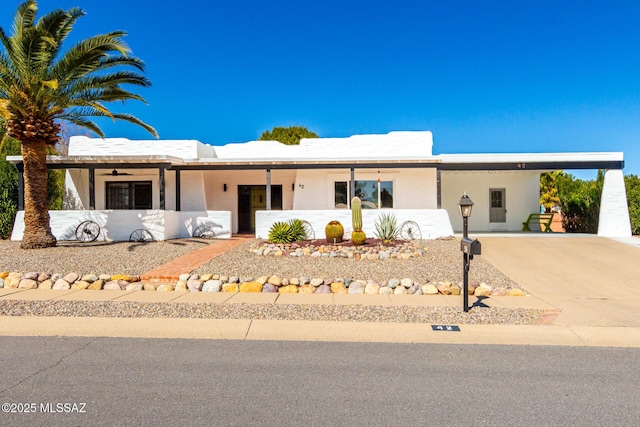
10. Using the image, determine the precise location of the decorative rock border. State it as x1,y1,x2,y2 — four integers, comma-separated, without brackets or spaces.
0,271,527,296
247,240,428,259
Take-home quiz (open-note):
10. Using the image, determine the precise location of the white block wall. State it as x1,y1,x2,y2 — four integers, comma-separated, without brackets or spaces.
598,169,632,237
11,210,231,241
255,209,454,240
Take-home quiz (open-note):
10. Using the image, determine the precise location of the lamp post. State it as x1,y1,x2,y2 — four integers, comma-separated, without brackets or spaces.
458,192,479,313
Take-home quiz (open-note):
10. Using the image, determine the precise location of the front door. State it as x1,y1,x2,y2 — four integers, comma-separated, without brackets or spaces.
237,185,282,233
489,188,506,224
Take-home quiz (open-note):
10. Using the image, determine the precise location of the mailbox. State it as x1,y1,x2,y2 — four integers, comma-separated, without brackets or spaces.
460,237,481,257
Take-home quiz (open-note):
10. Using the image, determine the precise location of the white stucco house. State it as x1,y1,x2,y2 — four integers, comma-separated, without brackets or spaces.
7,131,632,241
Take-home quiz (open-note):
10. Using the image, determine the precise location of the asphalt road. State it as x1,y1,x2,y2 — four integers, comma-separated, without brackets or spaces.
1,337,639,426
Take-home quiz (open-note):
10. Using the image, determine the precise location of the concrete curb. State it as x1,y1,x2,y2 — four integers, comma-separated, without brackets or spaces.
2,316,639,347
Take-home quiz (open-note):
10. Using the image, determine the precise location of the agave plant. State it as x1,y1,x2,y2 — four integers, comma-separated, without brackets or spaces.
374,212,399,243
287,219,309,241
268,221,295,244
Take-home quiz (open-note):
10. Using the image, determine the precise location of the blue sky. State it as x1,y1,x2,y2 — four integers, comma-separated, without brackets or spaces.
2,0,640,178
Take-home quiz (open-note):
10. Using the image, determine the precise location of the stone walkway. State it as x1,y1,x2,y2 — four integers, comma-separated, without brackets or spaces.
139,235,253,281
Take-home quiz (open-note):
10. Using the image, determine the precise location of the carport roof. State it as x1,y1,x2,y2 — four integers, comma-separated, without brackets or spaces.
5,151,624,171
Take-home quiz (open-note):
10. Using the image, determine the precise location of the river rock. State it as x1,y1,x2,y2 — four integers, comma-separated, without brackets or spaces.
200,273,213,282
401,278,413,288
267,276,282,286
203,280,222,292
474,287,491,297
143,283,157,291
126,283,143,291
240,282,263,292
222,283,239,292
310,278,324,287
81,274,99,283
19,279,38,289
53,278,71,290
422,284,439,295
103,281,121,291
348,280,366,294
23,272,39,280
39,279,54,290
279,285,299,293
261,283,278,293
88,280,104,290
394,286,407,295
71,280,91,290
178,273,191,282
175,281,188,292
508,288,526,296
330,282,347,294
365,283,380,295
387,279,399,289
157,284,175,292
187,279,203,292
298,284,315,293
316,284,332,294
63,272,79,284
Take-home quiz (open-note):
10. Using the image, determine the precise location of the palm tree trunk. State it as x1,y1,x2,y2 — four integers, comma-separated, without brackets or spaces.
20,139,56,248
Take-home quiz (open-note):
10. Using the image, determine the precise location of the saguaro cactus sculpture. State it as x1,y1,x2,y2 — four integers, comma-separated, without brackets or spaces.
351,197,366,245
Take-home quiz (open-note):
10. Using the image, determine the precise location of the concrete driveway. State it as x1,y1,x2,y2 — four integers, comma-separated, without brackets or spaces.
479,235,640,327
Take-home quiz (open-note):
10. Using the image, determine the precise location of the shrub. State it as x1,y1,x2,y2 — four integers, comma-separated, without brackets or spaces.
374,212,399,242
267,219,309,244
625,174,640,235
287,219,308,241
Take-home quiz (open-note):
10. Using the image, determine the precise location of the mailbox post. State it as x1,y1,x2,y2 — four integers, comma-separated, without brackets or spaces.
459,193,481,312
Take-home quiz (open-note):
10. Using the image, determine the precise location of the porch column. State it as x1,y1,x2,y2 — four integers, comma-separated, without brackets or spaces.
597,169,631,237
159,166,165,210
350,168,355,201
15,163,24,211
436,169,442,209
175,169,181,211
88,167,95,209
266,168,272,210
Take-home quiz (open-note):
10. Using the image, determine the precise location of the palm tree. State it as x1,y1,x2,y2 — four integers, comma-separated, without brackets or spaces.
0,1,157,249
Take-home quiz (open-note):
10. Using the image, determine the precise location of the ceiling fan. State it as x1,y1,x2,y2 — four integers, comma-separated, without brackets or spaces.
99,169,133,176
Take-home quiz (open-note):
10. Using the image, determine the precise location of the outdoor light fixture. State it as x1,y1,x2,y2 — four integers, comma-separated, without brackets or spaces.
111,169,119,176
458,192,474,218
459,192,481,313
223,184,227,192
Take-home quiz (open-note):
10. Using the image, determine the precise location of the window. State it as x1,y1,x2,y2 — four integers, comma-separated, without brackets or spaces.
334,180,393,209
106,181,152,209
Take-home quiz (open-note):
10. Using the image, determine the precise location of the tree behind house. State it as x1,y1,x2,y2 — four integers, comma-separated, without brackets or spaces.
259,126,318,145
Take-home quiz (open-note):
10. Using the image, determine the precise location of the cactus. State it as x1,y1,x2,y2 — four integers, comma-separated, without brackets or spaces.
350,197,366,245
351,197,362,231
325,220,344,243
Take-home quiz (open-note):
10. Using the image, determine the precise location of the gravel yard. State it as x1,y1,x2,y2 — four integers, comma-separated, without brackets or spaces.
195,238,521,289
1,238,544,325
0,238,214,275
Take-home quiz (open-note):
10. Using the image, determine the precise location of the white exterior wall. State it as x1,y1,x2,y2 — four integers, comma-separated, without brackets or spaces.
11,210,231,241
441,171,540,232
68,136,214,158
292,168,437,210
202,169,297,233
598,169,632,237
255,209,454,240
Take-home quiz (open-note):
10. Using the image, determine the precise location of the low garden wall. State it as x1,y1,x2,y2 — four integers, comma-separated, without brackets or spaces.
11,210,232,241
255,209,455,240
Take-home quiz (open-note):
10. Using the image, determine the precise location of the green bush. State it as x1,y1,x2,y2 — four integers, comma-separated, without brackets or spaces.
556,171,603,233
625,175,640,235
